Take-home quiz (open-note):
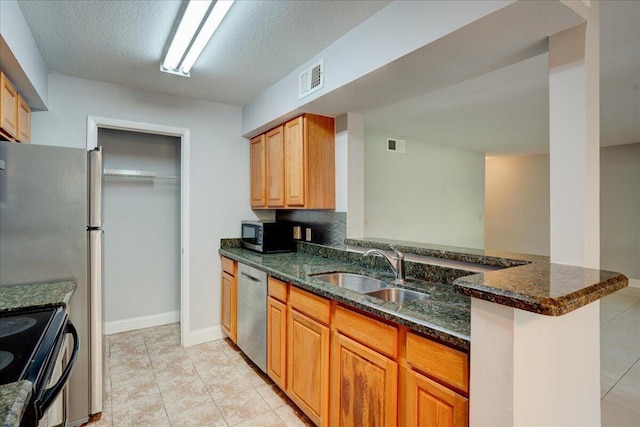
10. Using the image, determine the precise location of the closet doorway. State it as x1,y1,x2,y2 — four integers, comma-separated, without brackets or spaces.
99,129,181,334
87,116,192,347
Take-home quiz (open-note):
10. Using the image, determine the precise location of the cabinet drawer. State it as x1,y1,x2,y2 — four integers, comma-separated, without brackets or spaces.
268,277,288,302
289,287,330,325
333,305,398,359
406,332,469,394
221,256,236,276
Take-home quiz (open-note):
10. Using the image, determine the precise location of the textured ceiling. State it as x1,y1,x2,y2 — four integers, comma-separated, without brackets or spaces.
16,0,639,155
18,0,390,106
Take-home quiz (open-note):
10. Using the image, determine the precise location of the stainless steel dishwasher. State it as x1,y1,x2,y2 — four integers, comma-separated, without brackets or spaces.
236,262,268,372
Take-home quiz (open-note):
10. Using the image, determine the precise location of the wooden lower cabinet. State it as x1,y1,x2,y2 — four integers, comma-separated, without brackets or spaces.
401,367,468,427
287,308,330,426
260,277,470,427
330,332,398,427
267,296,287,390
220,271,236,343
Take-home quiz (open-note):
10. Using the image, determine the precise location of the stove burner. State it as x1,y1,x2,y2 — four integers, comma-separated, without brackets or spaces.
0,317,37,338
0,351,14,371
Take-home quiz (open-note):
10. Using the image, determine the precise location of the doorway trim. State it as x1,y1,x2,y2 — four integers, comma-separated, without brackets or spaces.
86,116,191,347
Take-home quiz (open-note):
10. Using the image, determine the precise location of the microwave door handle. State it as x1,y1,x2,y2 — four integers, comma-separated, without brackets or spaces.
38,322,80,416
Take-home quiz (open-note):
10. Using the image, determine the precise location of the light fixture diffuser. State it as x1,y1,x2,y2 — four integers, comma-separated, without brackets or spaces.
161,0,235,77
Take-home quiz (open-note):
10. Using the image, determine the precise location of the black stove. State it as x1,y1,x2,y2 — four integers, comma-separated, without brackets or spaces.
0,306,79,426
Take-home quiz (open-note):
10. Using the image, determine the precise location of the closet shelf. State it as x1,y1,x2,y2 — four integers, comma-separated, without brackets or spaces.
103,169,180,184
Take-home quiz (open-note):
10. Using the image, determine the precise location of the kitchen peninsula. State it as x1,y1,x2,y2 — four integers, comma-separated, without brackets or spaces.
220,238,627,427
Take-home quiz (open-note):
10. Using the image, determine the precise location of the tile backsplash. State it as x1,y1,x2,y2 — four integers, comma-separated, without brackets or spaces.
276,210,346,248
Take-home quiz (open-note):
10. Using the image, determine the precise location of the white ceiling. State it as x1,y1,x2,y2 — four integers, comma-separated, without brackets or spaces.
16,0,640,156
18,0,390,106
358,0,640,155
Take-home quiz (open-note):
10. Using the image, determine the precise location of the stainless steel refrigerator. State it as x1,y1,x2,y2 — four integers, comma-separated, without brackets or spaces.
0,141,103,426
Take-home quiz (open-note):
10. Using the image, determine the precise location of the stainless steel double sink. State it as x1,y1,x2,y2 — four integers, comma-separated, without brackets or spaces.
311,272,429,303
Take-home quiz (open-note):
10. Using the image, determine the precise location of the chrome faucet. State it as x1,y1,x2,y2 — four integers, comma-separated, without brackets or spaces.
363,245,406,285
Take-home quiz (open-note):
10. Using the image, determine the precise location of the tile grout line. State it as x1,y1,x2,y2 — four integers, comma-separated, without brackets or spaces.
188,343,231,427
601,354,640,401
144,335,173,426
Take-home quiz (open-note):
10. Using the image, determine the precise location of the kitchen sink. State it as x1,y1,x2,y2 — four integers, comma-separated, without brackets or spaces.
311,272,389,293
365,287,429,303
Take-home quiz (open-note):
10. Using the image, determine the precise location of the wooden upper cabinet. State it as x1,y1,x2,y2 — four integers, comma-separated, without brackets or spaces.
17,95,31,143
266,126,285,207
248,113,335,209
0,71,19,140
284,116,305,207
250,134,266,208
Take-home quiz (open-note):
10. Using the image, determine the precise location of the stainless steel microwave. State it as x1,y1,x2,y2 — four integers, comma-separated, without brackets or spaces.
241,221,295,253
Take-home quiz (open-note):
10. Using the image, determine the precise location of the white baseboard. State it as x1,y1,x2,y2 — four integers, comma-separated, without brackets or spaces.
104,311,180,335
183,325,225,347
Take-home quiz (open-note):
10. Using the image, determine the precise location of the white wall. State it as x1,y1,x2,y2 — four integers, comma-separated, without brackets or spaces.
100,129,181,327
363,129,485,248
31,74,255,339
485,144,640,280
0,0,49,109
485,154,550,256
601,143,640,279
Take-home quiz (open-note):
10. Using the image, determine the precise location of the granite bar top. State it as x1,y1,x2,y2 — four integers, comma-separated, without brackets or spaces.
0,382,31,427
346,237,628,316
453,263,628,316
346,237,547,267
219,244,471,350
0,281,76,427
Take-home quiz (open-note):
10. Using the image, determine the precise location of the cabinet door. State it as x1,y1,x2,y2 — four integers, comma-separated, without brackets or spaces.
330,332,398,427
250,134,266,207
0,72,18,139
402,367,468,427
17,94,31,143
221,271,237,343
267,296,287,390
284,116,305,207
266,126,285,207
287,308,329,426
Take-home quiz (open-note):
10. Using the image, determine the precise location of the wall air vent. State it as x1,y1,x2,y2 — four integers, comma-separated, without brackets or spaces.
299,59,324,99
387,138,406,153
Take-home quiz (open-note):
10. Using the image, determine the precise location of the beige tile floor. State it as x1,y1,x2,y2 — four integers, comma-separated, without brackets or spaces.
600,285,640,427
91,286,640,427
91,324,312,427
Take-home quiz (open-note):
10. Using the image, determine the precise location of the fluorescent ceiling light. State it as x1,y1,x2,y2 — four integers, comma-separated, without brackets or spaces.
161,0,235,77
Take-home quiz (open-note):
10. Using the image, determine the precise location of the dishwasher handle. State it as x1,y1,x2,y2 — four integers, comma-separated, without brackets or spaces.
240,272,262,283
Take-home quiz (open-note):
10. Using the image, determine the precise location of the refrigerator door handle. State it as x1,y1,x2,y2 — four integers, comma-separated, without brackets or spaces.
89,147,103,228
89,228,103,415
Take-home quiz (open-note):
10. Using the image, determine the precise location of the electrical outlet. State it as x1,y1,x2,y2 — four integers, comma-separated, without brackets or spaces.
305,228,312,242
293,226,302,240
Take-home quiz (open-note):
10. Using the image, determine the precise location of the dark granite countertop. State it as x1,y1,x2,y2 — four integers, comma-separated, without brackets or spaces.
0,382,31,427
346,237,628,316
346,237,547,267
0,281,76,427
219,243,471,350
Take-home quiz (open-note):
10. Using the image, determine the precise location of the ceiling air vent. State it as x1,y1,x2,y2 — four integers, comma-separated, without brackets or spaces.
387,138,406,153
299,59,324,99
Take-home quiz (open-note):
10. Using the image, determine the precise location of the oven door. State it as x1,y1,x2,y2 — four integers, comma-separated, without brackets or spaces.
38,328,71,427
25,322,79,427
